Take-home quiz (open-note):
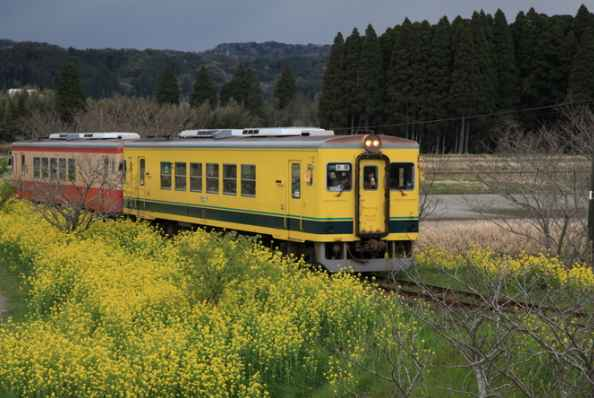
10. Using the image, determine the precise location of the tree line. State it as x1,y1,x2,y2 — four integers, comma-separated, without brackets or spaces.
0,40,327,100
0,59,309,141
319,5,594,153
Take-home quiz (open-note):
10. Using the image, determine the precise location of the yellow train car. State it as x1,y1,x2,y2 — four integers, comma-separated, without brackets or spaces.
123,128,419,272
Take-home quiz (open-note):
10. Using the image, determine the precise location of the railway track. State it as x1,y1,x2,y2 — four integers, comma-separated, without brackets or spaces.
375,278,587,317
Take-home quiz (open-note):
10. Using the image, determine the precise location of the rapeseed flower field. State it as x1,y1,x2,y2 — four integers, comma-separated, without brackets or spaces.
0,201,426,397
0,201,592,396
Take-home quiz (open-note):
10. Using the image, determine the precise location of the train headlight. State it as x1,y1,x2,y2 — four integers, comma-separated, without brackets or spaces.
363,135,381,152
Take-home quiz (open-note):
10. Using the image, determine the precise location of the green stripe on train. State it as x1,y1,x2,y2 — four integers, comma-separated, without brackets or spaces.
125,198,418,235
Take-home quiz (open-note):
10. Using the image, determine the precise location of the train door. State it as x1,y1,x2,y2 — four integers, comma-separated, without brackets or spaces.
357,158,388,236
288,161,304,239
136,157,147,214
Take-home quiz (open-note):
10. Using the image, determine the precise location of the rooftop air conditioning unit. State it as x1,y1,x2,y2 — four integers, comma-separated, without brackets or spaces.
48,132,141,140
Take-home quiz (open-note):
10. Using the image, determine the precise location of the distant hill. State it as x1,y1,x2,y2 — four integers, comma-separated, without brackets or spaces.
0,39,330,99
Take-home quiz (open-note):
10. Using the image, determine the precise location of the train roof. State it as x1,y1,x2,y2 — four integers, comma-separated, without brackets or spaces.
11,139,127,149
11,134,419,151
125,134,419,149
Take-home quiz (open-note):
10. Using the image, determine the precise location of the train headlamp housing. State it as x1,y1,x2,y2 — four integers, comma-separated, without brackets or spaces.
362,134,382,152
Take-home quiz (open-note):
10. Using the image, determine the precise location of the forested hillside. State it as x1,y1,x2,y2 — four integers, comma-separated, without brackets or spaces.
319,5,594,152
2,5,593,153
0,40,328,99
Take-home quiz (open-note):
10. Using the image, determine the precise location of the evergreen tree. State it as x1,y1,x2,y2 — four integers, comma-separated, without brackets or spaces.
574,4,594,43
385,19,415,127
220,64,263,116
359,24,383,128
425,16,452,152
471,11,497,114
513,10,538,106
449,18,481,152
56,59,86,123
273,66,296,110
319,32,347,129
156,67,180,105
190,67,217,108
568,27,594,102
411,21,433,124
343,28,364,131
492,9,518,109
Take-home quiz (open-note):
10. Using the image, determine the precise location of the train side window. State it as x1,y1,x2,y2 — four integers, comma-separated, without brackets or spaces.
119,160,126,176
160,162,172,189
389,163,415,191
190,163,202,192
50,158,58,180
206,163,219,193
139,159,145,186
241,165,256,197
41,158,49,179
363,166,378,190
327,163,352,192
175,162,187,191
33,157,40,179
291,163,301,199
223,164,237,195
58,158,66,181
21,154,26,176
68,159,76,182
102,156,109,177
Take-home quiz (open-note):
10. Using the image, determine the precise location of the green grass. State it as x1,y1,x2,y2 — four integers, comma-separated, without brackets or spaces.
0,263,27,321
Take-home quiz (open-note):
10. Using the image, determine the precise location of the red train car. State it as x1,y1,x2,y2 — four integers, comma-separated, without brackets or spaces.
11,132,139,213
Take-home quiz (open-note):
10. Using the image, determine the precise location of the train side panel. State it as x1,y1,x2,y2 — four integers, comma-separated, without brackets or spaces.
10,143,125,213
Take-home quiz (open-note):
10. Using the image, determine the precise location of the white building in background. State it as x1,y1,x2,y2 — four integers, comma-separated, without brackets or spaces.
7,88,39,97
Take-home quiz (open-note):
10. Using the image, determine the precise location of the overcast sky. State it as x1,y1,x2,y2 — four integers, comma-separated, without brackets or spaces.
0,0,588,51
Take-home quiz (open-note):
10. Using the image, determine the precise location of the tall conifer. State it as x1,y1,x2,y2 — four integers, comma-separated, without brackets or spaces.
56,59,86,123
319,32,346,129
385,19,415,127
156,67,180,105
574,4,594,43
425,16,452,151
471,11,497,114
220,64,263,115
569,27,594,102
493,9,517,109
190,67,217,108
273,66,296,110
449,18,481,152
359,24,383,128
343,28,364,131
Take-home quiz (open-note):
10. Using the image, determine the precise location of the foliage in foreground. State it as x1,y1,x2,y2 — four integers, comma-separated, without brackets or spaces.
0,201,426,397
416,246,594,289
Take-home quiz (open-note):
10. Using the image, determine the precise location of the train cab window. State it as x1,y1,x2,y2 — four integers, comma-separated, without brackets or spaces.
206,163,219,193
139,159,145,186
160,162,172,189
58,158,66,181
291,163,301,199
50,158,58,180
41,158,49,179
175,162,186,191
327,163,352,192
33,158,40,179
68,159,76,182
363,166,378,190
223,164,237,195
389,163,415,191
241,165,256,197
190,163,202,192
